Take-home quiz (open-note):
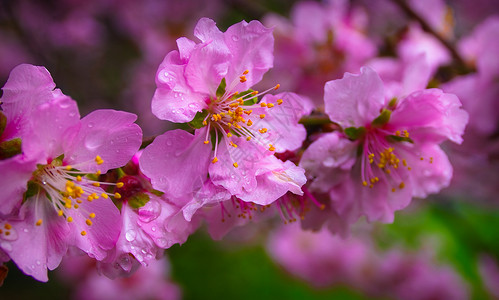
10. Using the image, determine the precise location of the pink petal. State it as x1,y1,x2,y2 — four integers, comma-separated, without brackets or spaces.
0,154,38,215
139,129,211,199
324,66,386,127
152,50,206,123
389,89,468,144
63,109,142,173
223,19,274,91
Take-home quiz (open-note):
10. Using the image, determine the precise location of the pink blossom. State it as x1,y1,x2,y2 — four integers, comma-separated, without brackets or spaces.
300,67,468,226
261,0,377,105
141,18,309,221
0,64,142,281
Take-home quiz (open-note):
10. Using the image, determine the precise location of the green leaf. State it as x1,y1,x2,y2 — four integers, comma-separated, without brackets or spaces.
189,110,209,129
216,78,227,98
23,181,40,202
0,112,7,137
238,89,257,106
371,109,391,127
344,126,366,140
0,138,22,160
128,192,150,209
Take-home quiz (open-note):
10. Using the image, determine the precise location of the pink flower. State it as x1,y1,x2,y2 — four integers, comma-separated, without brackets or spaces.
300,66,468,225
0,64,142,281
261,0,377,106
141,18,309,220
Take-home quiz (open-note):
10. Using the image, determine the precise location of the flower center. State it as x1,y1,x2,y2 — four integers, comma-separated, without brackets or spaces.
28,155,122,236
198,70,283,167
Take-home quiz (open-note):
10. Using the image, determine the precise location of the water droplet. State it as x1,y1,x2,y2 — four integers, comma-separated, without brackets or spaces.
232,35,239,41
174,150,183,157
158,70,175,84
42,181,47,185
188,103,197,109
178,108,185,113
146,254,153,259
171,109,177,114
174,93,179,98
166,140,173,146
87,122,94,128
151,226,157,232
23,228,28,233
110,140,114,145
31,265,35,269
84,132,106,150
141,249,147,254
156,238,167,247
69,112,76,117
125,230,136,242
0,242,12,252
138,200,162,223
36,260,41,265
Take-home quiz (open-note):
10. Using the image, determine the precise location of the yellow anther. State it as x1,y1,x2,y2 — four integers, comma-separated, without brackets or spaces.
87,195,94,201
92,182,100,187
386,169,391,174
399,182,405,189
89,213,96,218
244,110,252,115
229,102,239,108
81,231,87,236
202,120,207,126
267,103,274,108
259,114,265,119
408,167,412,171
77,199,82,204
429,157,434,164
220,112,226,117
239,75,247,83
391,188,396,192
95,170,101,175
420,157,424,161
212,157,219,164
403,130,409,138
370,178,376,183
260,103,267,107
204,140,209,144
362,181,368,186
101,193,109,199
259,128,268,134
65,165,72,171
251,91,258,95
116,182,124,188
243,69,249,75
114,193,122,199
35,219,42,226
275,84,280,90
246,136,252,141
86,219,93,226
95,155,104,165
247,120,253,126
369,184,374,188
227,133,233,137
277,99,283,105
92,193,99,199
67,217,73,223
233,162,239,168
269,144,276,151
74,204,79,209
395,130,401,136
76,176,82,182
4,223,12,230
230,141,238,148
58,210,64,216
402,159,407,166
227,123,232,128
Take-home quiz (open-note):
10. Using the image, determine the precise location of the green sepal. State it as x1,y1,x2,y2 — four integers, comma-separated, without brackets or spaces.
344,126,366,140
128,192,150,209
0,138,22,160
387,135,414,144
189,110,209,129
115,167,126,179
0,112,7,137
24,181,41,202
238,89,257,106
371,109,391,127
150,189,164,197
388,97,397,109
216,78,226,98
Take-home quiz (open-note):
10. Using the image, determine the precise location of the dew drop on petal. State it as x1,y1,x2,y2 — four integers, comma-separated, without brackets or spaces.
156,238,167,248
36,260,41,265
232,35,239,41
0,242,12,252
151,226,157,232
84,132,105,150
125,230,136,242
138,200,162,223
87,122,94,128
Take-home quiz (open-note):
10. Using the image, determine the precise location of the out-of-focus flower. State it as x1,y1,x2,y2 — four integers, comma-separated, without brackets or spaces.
261,0,377,106
0,64,142,281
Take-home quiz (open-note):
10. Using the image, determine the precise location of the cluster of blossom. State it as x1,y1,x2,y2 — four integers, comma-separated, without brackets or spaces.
267,223,469,299
1,0,498,296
